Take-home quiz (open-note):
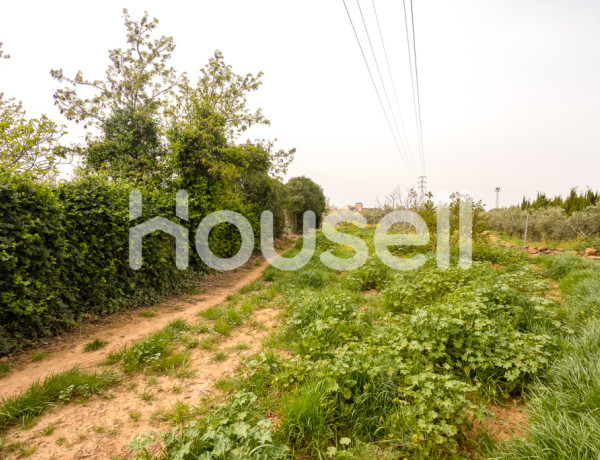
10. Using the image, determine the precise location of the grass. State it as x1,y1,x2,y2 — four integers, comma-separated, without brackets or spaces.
0,369,120,431
128,410,141,422
83,338,108,352
31,352,48,362
108,319,191,374
41,423,55,435
499,321,600,458
154,401,191,425
214,352,227,362
0,363,10,379
234,343,250,350
138,311,157,318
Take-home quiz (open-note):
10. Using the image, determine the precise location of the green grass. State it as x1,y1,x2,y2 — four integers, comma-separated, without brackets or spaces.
83,338,108,352
127,231,580,459
499,321,600,459
31,352,48,362
138,310,157,318
0,369,120,431
154,401,191,425
213,352,227,362
0,363,10,379
109,319,191,374
41,423,55,435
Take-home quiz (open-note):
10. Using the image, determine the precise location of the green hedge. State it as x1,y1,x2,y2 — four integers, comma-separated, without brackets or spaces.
0,173,197,355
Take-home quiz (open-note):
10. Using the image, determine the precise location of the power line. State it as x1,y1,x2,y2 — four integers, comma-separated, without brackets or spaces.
370,0,417,175
355,0,416,176
410,0,425,175
402,0,425,176
342,0,414,175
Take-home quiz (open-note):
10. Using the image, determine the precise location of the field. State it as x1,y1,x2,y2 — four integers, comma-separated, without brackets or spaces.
1,228,598,459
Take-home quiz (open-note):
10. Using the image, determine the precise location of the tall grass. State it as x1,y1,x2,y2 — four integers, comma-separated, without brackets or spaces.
0,369,120,431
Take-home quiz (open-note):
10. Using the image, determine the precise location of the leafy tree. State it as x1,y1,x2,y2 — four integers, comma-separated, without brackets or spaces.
51,9,181,182
178,50,295,179
0,43,69,178
85,107,166,184
286,176,326,231
51,9,180,129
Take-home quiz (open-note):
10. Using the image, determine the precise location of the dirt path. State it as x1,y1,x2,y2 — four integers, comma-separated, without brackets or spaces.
3,306,281,459
0,240,293,400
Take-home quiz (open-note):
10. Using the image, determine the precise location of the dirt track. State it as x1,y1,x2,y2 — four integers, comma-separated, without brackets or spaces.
0,245,287,400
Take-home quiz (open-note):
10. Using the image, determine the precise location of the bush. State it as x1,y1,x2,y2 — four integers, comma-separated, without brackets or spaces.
0,173,196,355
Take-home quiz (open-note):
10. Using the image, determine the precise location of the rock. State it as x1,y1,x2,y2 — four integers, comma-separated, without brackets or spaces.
481,230,490,236
556,248,564,252
538,245,549,251
527,248,538,255
585,248,599,256
568,250,578,254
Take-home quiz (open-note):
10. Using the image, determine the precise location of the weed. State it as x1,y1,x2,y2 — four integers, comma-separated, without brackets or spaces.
31,352,48,362
83,338,108,352
0,369,120,431
172,385,182,394
138,311,157,318
0,363,10,379
129,410,141,422
214,352,227,362
41,423,55,435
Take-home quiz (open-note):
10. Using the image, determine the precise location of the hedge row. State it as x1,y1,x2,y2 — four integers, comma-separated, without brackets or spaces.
0,173,260,355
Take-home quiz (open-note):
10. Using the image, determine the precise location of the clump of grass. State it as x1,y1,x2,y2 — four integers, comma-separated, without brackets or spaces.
214,352,227,362
0,363,10,379
110,319,190,374
128,410,141,422
41,423,55,435
172,385,182,394
214,319,232,336
543,253,598,280
83,338,108,352
0,369,120,431
138,311,157,318
215,375,238,393
200,336,218,350
140,390,155,402
93,426,105,433
281,379,334,452
31,352,48,362
234,343,250,350
155,401,191,425
239,279,263,295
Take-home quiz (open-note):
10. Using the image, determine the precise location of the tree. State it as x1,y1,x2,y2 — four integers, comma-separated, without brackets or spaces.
51,9,180,129
0,43,70,178
85,106,165,184
286,176,326,232
178,50,294,179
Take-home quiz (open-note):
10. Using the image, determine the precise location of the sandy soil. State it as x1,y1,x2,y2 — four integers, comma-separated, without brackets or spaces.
3,307,281,459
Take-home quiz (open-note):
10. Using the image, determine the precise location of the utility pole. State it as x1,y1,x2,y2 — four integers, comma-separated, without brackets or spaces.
418,176,427,201
495,186,501,208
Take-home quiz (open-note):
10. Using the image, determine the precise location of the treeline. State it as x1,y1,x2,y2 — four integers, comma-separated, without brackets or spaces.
0,11,325,354
520,188,600,215
486,204,600,241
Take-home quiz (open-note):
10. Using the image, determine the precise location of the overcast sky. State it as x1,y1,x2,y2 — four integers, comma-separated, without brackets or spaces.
1,0,598,209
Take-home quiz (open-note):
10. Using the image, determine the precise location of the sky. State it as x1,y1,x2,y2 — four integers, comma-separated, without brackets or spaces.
1,0,599,209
